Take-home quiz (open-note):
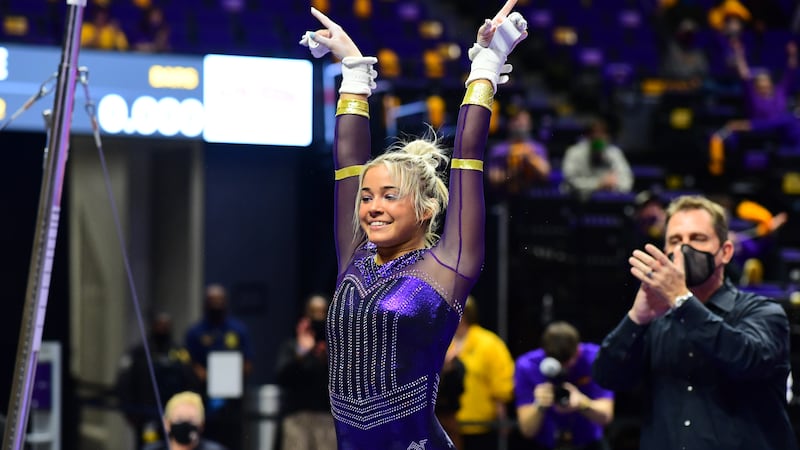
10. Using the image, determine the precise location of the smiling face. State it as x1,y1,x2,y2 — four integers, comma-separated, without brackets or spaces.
359,164,429,259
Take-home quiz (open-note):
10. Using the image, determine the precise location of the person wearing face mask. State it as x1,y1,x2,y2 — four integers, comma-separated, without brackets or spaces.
561,117,633,201
117,312,198,448
274,294,336,450
184,283,253,450
592,195,797,450
142,391,228,450
659,18,709,84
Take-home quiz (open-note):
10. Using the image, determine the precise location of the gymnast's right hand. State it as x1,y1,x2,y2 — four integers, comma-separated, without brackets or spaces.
299,7,362,60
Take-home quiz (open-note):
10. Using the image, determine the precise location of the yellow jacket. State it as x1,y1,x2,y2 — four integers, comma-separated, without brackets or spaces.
450,324,515,434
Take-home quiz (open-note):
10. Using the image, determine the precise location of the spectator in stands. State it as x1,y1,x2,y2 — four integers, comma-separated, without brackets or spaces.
275,294,336,450
658,18,709,84
132,5,171,53
708,194,789,286
447,296,515,450
593,195,797,450
712,39,800,170
487,108,551,196
561,117,633,200
142,391,228,450
731,199,788,284
515,321,614,450
117,312,199,448
708,0,751,38
633,189,668,249
732,38,797,121
707,0,751,77
184,283,253,450
81,5,129,51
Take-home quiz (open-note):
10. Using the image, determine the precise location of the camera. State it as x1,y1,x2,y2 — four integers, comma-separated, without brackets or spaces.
540,356,571,406
554,384,570,406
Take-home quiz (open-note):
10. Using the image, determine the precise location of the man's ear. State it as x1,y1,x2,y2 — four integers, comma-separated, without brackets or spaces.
721,239,735,264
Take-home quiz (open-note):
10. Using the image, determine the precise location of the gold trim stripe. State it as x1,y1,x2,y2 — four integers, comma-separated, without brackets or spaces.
334,165,365,180
451,158,484,172
460,82,494,110
336,99,370,118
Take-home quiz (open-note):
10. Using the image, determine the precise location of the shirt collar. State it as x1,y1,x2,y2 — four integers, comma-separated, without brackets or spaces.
704,278,737,313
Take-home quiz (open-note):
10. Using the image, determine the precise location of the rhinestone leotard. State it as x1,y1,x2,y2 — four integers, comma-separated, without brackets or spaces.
329,101,491,450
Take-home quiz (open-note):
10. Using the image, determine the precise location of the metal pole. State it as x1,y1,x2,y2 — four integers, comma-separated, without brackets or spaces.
495,201,509,342
493,201,510,450
3,1,85,448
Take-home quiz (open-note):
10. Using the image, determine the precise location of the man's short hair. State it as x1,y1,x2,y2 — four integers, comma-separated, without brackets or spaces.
541,321,580,363
165,391,204,423
665,195,729,244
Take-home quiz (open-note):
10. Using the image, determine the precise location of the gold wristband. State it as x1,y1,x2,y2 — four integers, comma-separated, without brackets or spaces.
451,158,484,172
336,98,369,118
461,81,494,110
334,165,364,180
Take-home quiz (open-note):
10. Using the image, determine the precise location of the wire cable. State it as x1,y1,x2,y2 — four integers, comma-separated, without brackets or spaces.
78,66,171,448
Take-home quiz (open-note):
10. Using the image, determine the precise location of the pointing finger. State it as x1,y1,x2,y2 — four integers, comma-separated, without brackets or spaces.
493,0,518,22
311,7,340,30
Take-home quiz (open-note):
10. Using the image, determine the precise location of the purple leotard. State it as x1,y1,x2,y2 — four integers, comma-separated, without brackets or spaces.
328,100,490,450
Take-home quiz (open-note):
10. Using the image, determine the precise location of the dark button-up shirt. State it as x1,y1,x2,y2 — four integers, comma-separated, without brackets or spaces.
592,280,797,450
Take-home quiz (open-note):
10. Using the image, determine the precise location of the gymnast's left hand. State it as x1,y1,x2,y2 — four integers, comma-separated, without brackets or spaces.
300,7,362,60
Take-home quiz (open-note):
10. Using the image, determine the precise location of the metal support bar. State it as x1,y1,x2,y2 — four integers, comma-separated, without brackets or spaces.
3,2,85,449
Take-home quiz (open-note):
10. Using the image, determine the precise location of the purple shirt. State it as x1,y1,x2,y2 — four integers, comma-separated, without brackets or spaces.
744,69,796,120
749,113,800,148
514,343,613,449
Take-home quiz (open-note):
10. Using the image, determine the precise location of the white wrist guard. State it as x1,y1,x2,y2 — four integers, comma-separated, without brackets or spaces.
465,45,512,94
465,13,527,93
339,56,378,96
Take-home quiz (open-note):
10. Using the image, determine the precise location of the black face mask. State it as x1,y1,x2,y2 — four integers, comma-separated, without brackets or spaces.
205,307,226,325
151,332,171,351
669,243,721,287
169,421,199,445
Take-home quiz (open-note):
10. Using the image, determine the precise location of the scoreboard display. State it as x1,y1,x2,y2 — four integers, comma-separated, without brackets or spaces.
0,43,314,146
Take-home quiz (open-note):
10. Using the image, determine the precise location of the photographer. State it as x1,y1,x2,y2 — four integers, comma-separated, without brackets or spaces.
274,294,335,450
514,322,614,450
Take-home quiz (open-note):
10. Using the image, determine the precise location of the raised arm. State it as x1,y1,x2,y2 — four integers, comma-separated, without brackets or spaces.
731,37,751,80
433,2,527,290
301,8,378,274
